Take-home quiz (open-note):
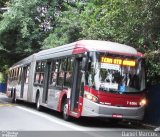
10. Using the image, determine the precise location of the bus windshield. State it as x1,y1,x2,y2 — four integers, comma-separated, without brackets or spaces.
87,52,146,93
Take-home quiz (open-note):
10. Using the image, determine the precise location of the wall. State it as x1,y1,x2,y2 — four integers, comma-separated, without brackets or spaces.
144,85,160,126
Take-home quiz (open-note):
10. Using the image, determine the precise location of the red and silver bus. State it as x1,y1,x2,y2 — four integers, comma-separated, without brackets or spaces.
6,40,146,121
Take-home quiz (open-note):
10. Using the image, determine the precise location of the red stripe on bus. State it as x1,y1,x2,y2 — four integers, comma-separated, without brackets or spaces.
84,86,145,107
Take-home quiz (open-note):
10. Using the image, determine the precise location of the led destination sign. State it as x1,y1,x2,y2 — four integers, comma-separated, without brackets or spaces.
101,57,136,67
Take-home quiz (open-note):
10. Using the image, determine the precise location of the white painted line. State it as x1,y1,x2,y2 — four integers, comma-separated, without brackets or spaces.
16,106,107,137
16,106,84,131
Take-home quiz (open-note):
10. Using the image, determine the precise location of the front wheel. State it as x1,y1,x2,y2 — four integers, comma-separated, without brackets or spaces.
62,99,70,121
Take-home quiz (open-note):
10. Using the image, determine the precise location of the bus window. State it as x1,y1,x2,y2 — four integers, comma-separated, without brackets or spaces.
10,70,12,81
34,61,46,84
57,58,67,87
50,60,59,86
93,53,146,93
40,73,44,84
14,68,17,80
18,68,22,84
8,70,11,81
13,69,15,80
36,62,41,72
25,66,30,84
35,73,40,83
41,62,46,72
64,58,73,87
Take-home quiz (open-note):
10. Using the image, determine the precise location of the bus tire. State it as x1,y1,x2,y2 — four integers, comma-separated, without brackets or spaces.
62,99,70,121
36,94,42,111
11,90,16,103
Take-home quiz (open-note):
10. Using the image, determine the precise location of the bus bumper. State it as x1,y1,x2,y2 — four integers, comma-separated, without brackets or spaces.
81,98,145,120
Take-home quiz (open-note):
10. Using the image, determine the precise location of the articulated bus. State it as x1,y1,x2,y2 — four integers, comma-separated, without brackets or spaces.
6,40,146,121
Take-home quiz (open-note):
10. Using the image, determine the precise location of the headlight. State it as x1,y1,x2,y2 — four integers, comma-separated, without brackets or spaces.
84,92,98,103
139,98,147,106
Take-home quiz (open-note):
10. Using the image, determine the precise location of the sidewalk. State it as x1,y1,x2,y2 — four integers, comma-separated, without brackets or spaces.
141,123,158,130
0,92,6,95
135,120,160,132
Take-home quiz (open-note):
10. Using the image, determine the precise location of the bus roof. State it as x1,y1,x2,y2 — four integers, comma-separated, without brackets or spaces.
35,40,142,59
75,40,140,55
10,40,142,68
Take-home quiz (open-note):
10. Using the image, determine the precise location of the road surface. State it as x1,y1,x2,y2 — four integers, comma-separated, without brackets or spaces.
0,93,159,137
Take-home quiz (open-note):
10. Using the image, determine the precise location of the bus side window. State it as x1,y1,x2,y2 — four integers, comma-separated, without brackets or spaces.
13,69,15,80
34,61,46,84
40,73,44,84
64,57,73,88
10,70,13,81
25,66,30,84
57,58,67,87
34,62,41,84
14,68,17,80
40,62,46,84
8,70,11,81
35,73,40,83
50,60,59,86
18,68,22,84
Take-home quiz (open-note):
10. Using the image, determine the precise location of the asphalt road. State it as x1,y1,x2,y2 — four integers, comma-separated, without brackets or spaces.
0,93,159,137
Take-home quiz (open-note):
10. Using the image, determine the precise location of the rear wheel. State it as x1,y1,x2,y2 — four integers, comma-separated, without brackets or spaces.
62,99,70,121
36,94,42,111
11,90,16,103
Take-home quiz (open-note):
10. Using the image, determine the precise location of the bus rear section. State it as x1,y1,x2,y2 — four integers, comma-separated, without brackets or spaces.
68,50,146,121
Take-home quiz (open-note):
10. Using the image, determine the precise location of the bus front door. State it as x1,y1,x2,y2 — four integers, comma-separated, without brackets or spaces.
70,58,82,113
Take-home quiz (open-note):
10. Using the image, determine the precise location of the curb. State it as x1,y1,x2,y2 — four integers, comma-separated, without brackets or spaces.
0,92,6,96
132,121,159,130
0,92,5,94
141,123,157,129
141,123,160,132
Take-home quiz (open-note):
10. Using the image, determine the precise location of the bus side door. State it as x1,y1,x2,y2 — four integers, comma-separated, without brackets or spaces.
70,57,82,112
20,65,30,100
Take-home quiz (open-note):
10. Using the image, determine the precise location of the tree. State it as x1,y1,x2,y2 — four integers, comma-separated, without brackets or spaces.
43,0,160,84
1,0,160,84
0,0,56,67
43,0,87,48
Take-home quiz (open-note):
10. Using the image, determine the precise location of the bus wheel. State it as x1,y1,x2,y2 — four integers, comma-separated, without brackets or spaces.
11,91,16,103
36,94,42,111
62,99,70,121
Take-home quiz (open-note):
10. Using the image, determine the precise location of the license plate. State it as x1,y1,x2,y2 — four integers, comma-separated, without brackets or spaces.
112,114,123,118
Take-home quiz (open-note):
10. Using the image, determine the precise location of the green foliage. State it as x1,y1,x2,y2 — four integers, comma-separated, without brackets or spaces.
0,65,8,82
43,3,83,48
0,0,9,7
0,0,56,65
1,0,160,85
43,0,160,84
0,72,5,83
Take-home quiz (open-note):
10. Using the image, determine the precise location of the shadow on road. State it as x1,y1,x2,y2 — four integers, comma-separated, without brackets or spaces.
0,94,147,130
17,102,146,130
